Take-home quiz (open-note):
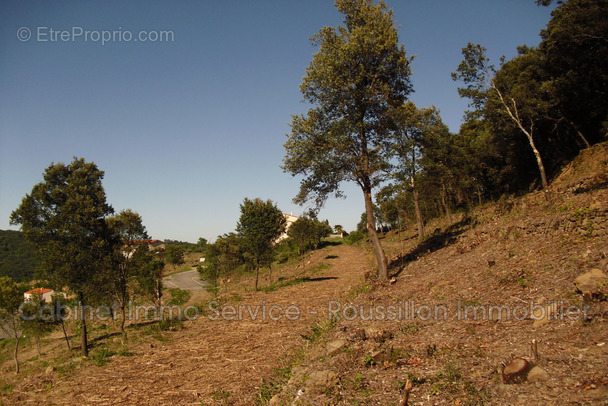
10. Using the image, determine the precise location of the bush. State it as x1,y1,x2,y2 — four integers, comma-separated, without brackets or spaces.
345,230,366,244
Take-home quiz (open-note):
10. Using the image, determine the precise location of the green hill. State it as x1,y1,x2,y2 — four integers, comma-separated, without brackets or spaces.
0,229,40,282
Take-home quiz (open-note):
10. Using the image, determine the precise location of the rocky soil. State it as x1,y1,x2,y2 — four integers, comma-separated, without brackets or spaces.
1,143,607,405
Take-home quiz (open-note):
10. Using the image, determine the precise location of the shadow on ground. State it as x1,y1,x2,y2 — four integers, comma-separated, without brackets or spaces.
389,216,473,278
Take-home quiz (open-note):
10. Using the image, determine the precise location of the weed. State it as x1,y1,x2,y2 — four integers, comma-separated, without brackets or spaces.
167,288,191,306
362,353,375,367
117,346,135,357
300,317,337,343
211,387,231,405
517,276,528,288
1,383,14,395
91,346,116,367
401,323,421,335
348,283,372,299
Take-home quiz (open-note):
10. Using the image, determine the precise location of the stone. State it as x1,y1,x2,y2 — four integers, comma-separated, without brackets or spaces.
364,328,392,342
527,366,549,383
532,301,558,328
326,339,347,357
574,269,608,300
305,370,339,390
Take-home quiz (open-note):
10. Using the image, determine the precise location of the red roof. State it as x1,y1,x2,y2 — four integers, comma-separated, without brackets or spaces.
125,239,161,245
25,288,53,295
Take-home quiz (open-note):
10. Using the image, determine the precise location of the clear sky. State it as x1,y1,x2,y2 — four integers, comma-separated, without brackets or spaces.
0,1,556,243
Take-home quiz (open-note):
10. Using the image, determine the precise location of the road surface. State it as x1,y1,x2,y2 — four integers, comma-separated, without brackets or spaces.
163,269,208,291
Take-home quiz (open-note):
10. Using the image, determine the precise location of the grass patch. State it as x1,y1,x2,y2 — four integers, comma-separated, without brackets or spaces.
167,288,191,305
91,346,117,367
300,317,337,344
1,383,14,395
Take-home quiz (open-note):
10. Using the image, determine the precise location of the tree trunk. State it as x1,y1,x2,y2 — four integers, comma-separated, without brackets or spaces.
268,263,272,286
255,261,260,291
13,328,20,374
411,144,424,242
60,320,71,350
120,305,127,341
493,86,549,193
363,188,388,281
78,297,88,357
441,180,452,224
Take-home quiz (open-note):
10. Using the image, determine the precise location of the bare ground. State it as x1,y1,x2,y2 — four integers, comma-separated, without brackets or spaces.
1,143,607,405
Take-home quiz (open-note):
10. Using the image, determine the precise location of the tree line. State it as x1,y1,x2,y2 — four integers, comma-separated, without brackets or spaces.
198,198,333,295
2,158,169,370
283,0,607,281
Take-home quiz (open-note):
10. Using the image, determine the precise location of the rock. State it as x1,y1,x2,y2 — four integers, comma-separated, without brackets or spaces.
326,339,347,356
305,370,339,390
370,350,385,365
532,301,558,328
364,328,392,342
527,366,549,383
574,269,608,300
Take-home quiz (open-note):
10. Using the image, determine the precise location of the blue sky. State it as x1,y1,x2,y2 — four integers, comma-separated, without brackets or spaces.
0,1,555,243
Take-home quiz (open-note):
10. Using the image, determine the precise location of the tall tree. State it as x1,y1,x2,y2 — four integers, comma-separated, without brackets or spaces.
452,43,549,193
392,102,448,240
236,198,286,290
107,209,149,340
135,247,166,321
10,157,116,357
283,0,413,281
539,0,608,147
0,276,25,373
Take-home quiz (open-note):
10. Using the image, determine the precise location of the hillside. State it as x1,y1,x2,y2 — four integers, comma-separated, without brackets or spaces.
0,229,40,282
0,143,606,405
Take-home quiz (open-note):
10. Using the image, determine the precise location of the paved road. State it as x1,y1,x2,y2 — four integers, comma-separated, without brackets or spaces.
163,269,208,291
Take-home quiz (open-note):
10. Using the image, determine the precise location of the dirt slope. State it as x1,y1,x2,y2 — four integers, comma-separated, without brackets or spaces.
2,244,370,405
2,142,607,405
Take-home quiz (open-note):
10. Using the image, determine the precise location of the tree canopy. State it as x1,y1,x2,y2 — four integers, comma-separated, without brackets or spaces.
283,0,413,280
10,157,117,356
236,197,286,290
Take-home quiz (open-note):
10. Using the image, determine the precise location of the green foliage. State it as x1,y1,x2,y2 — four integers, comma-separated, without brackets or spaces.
200,232,245,295
287,217,332,257
135,246,166,311
10,158,116,305
236,197,286,290
164,245,186,265
91,346,117,367
450,0,608,197
0,276,26,372
283,0,414,281
0,230,40,282
345,230,366,245
167,288,191,306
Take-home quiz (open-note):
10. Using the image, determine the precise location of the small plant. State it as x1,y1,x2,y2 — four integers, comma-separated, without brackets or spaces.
362,353,375,367
517,276,528,288
1,383,14,395
167,288,191,305
91,346,116,367
300,318,336,343
211,387,231,404
401,323,421,335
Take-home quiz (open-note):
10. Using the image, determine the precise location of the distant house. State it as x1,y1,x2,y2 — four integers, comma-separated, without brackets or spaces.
23,288,55,303
124,239,166,259
276,212,301,243
126,239,165,251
